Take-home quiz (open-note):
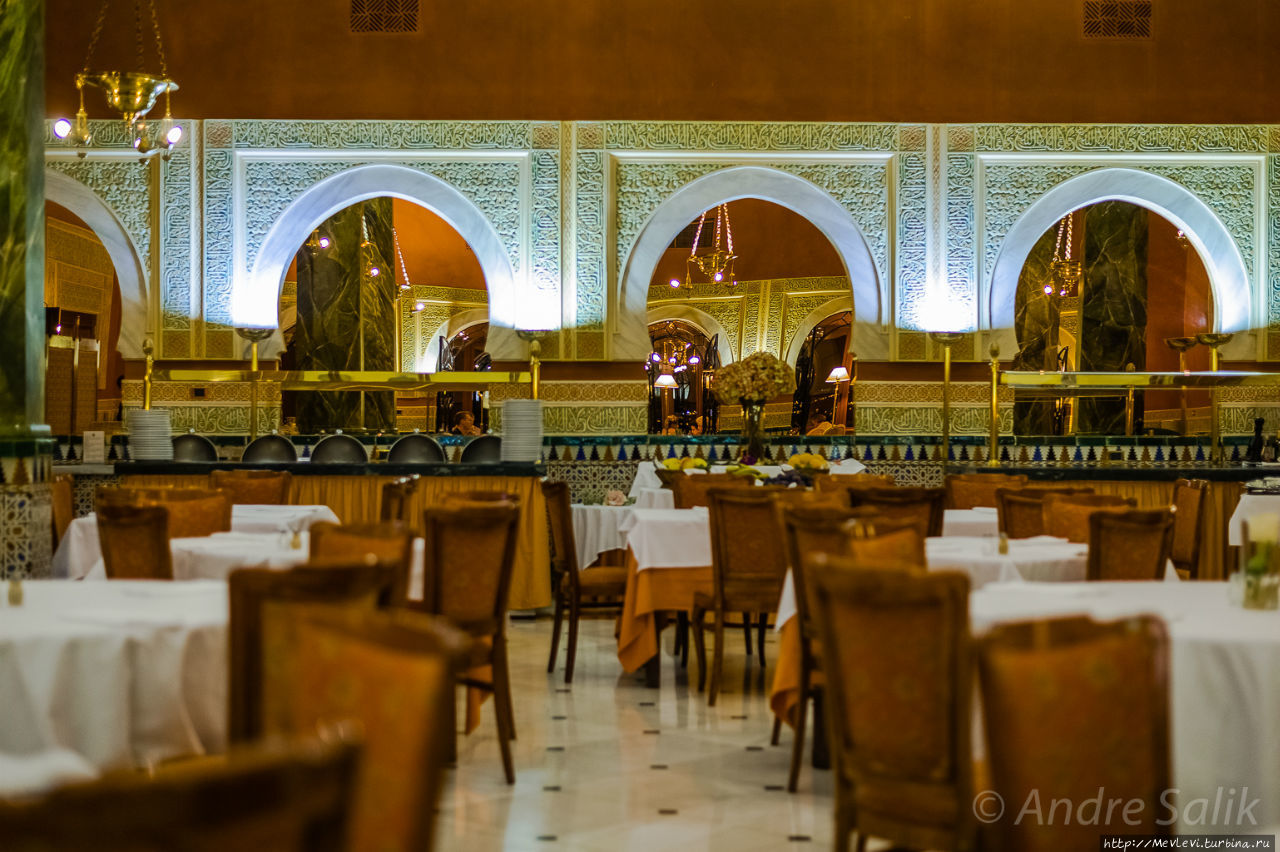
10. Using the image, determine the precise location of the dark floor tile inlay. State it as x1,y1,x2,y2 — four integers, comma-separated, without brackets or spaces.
546,746,565,752
764,785,785,791
788,835,812,842
658,809,678,816
745,746,764,752
551,715,567,720
543,785,561,792
639,701,655,706
643,729,660,734
536,835,557,841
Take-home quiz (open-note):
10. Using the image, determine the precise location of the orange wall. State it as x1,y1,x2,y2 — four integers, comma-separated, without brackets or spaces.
44,0,1280,122
1145,212,1213,411
651,199,845,285
392,199,486,290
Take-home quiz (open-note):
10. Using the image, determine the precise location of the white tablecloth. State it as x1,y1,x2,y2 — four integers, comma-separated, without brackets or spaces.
53,505,341,580
942,507,1000,538
1227,493,1280,546
971,581,1280,832
570,505,634,571
634,488,675,510
926,535,1091,588
628,457,867,496
0,580,228,772
620,507,711,572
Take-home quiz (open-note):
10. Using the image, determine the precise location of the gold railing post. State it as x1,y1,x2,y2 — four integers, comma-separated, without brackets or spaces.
848,353,858,443
1124,362,1136,436
517,330,551,401
237,328,275,440
1165,337,1197,436
1197,333,1234,465
930,332,963,465
142,338,154,411
987,342,1001,467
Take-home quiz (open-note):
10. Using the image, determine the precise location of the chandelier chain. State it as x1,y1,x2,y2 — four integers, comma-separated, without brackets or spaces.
83,0,112,73
393,228,412,289
689,210,708,256
722,204,734,254
148,0,169,78
134,0,145,70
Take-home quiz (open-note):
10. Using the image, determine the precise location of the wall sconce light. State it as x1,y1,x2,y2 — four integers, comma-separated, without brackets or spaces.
825,366,851,383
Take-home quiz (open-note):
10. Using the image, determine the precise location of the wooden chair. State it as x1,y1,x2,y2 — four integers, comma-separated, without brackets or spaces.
672,472,753,509
228,561,398,744
1087,509,1175,581
846,515,928,569
51,474,74,550
379,475,420,524
977,615,1171,850
411,502,521,784
995,487,1094,538
97,503,172,580
654,468,684,490
693,488,791,706
813,473,895,499
1170,478,1209,579
845,486,946,540
542,481,626,684
441,490,519,506
1041,493,1135,543
944,473,1028,509
308,522,416,602
0,727,362,852
209,469,293,505
269,607,470,852
97,486,232,539
775,504,866,792
809,566,977,852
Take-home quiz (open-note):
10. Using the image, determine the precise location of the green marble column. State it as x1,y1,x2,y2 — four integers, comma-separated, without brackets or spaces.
1079,201,1148,434
0,0,54,578
293,198,396,432
1013,225,1060,434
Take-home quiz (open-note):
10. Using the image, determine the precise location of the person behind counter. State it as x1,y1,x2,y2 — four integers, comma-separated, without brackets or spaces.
452,410,483,436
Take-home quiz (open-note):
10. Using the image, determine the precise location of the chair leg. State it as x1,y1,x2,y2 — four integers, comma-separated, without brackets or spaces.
674,611,689,668
854,832,867,852
546,590,565,674
709,611,725,707
494,639,517,742
756,612,768,667
692,606,708,692
770,715,782,746
787,661,811,793
564,594,580,684
446,682,459,766
742,611,752,656
492,681,516,785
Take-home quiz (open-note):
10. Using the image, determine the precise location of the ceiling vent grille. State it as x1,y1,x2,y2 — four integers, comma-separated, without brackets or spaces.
1083,1,1152,38
350,0,419,33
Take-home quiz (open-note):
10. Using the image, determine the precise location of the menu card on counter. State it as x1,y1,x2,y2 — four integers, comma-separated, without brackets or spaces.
81,431,106,464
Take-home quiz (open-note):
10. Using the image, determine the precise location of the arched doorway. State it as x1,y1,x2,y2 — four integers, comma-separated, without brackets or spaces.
646,319,716,434
1011,200,1216,435
276,196,488,433
617,166,887,362
792,311,854,435
42,200,128,435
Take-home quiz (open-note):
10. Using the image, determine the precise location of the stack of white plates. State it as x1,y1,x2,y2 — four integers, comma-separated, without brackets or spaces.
499,400,543,462
126,409,174,460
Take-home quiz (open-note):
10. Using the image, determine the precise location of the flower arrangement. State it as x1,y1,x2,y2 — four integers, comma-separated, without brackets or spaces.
604,489,628,506
662,456,708,471
713,351,796,404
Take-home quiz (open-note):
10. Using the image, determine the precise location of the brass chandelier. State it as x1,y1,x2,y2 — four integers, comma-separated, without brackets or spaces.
53,0,182,160
1047,212,1082,297
668,204,739,293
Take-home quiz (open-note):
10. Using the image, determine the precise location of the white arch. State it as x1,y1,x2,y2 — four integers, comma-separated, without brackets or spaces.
44,170,149,358
645,305,735,366
988,167,1251,354
782,296,854,366
242,164,521,359
421,309,489,371
616,166,887,362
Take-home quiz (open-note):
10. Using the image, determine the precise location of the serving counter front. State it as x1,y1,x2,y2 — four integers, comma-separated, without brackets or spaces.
99,461,551,610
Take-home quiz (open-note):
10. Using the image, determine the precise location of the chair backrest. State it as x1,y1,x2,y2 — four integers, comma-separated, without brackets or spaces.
272,607,469,852
810,566,975,852
780,504,863,637
1041,493,1134,543
51,474,74,549
845,486,945,539
1087,509,1175,581
707,487,791,606
541,480,580,593
977,615,1171,850
846,516,927,569
241,434,298,463
97,503,172,580
379,475,421,524
995,487,1094,538
813,473,895,497
672,472,753,509
308,522,416,603
228,562,397,743
155,488,233,538
172,432,219,462
944,473,1028,509
417,503,520,632
210,469,293,505
459,434,502,463
654,468,684,490
310,434,368,465
0,728,363,852
1170,478,1209,577
387,432,446,464
442,490,519,506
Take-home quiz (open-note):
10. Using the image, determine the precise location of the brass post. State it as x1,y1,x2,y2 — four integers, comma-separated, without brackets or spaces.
848,353,858,443
1124,363,1136,437
530,338,542,401
142,338,154,411
1164,337,1197,437
237,328,275,440
987,342,1001,467
929,332,963,465
1197,333,1234,465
